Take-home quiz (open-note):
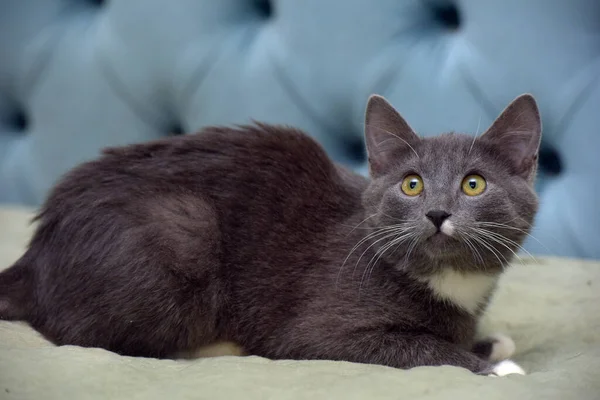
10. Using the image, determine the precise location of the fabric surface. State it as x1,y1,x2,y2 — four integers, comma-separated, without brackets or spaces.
1,1,600,259
0,207,599,400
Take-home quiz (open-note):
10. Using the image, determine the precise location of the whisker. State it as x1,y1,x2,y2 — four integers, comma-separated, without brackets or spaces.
403,234,421,267
471,227,538,264
341,221,421,269
370,231,415,273
470,228,525,264
457,230,484,265
472,226,537,258
462,231,508,267
359,232,414,295
348,230,410,284
354,228,418,277
475,221,550,253
336,227,406,288
344,225,413,258
343,213,379,233
340,219,418,231
380,210,411,222
468,114,483,155
364,124,420,159
360,237,399,292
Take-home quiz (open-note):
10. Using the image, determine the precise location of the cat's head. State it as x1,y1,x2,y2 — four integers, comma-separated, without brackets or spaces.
362,94,541,276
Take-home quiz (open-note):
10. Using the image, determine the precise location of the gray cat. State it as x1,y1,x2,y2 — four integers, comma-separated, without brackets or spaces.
0,94,541,376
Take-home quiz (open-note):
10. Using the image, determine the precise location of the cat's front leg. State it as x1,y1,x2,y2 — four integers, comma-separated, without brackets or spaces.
379,333,526,376
287,331,524,376
472,332,516,362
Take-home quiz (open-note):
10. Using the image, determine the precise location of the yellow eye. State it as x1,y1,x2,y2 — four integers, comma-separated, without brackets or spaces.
462,175,486,196
401,174,424,196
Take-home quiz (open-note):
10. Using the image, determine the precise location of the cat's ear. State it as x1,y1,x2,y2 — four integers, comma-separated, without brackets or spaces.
364,95,420,177
482,94,542,183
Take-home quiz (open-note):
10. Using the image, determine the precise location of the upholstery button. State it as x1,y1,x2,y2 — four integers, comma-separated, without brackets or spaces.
427,1,460,31
539,147,562,176
11,111,28,132
346,138,366,163
169,125,184,136
254,0,272,19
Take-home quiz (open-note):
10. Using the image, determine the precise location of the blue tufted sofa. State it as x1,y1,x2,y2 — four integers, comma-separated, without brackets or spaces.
1,1,599,259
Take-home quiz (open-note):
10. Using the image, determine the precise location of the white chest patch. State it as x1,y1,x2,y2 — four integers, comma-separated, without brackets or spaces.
421,269,498,314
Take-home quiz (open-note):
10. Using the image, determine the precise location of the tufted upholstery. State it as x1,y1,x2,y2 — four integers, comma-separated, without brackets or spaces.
1,0,599,259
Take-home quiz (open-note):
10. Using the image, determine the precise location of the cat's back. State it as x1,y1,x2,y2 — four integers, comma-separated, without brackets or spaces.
104,124,330,171
40,123,366,226
94,124,346,191
43,125,331,199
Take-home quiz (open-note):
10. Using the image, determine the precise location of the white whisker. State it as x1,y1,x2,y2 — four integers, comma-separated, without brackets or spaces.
471,227,538,264
475,221,550,253
468,114,483,155
343,213,379,233
403,234,421,267
458,231,485,265
365,124,420,159
471,228,525,264
359,231,415,295
462,231,508,267
336,228,402,288
352,230,415,280
336,220,419,289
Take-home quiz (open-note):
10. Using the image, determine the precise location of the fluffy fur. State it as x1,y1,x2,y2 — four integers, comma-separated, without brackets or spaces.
0,94,541,376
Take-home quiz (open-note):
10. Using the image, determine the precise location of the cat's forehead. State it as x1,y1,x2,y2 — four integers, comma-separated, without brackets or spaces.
410,134,482,173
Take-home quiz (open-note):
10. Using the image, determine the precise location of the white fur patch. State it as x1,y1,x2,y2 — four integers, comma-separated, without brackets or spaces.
488,333,516,362
490,360,526,377
175,341,244,359
440,220,455,236
421,270,497,314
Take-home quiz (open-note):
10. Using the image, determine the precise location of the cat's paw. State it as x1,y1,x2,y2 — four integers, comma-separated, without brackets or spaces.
488,360,526,377
473,332,516,362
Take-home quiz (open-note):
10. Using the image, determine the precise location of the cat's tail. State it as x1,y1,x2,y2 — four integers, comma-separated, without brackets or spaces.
0,261,32,321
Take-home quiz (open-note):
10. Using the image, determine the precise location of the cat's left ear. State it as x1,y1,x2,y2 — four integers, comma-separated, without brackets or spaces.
482,94,542,183
364,95,420,177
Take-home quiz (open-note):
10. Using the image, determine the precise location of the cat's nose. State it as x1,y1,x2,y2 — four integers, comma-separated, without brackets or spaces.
426,210,451,230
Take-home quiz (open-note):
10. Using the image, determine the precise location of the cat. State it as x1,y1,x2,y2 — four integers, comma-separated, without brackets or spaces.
0,94,541,376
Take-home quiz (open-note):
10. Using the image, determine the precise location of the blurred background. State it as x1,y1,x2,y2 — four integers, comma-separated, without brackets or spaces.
0,0,598,259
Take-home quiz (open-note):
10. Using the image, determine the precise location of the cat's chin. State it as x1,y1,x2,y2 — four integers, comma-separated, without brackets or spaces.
423,233,462,257
427,232,453,244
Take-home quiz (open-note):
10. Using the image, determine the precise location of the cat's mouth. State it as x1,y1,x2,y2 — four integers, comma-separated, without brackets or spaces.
426,231,456,246
423,232,462,257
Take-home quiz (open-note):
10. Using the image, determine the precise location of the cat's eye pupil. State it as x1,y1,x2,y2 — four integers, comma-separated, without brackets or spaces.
409,180,418,189
469,180,477,189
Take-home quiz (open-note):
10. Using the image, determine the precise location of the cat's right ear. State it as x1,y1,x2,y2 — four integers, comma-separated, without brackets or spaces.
481,94,542,183
364,95,420,177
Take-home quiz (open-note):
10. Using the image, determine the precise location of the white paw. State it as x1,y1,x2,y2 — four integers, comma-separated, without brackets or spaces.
489,360,526,377
488,333,516,362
